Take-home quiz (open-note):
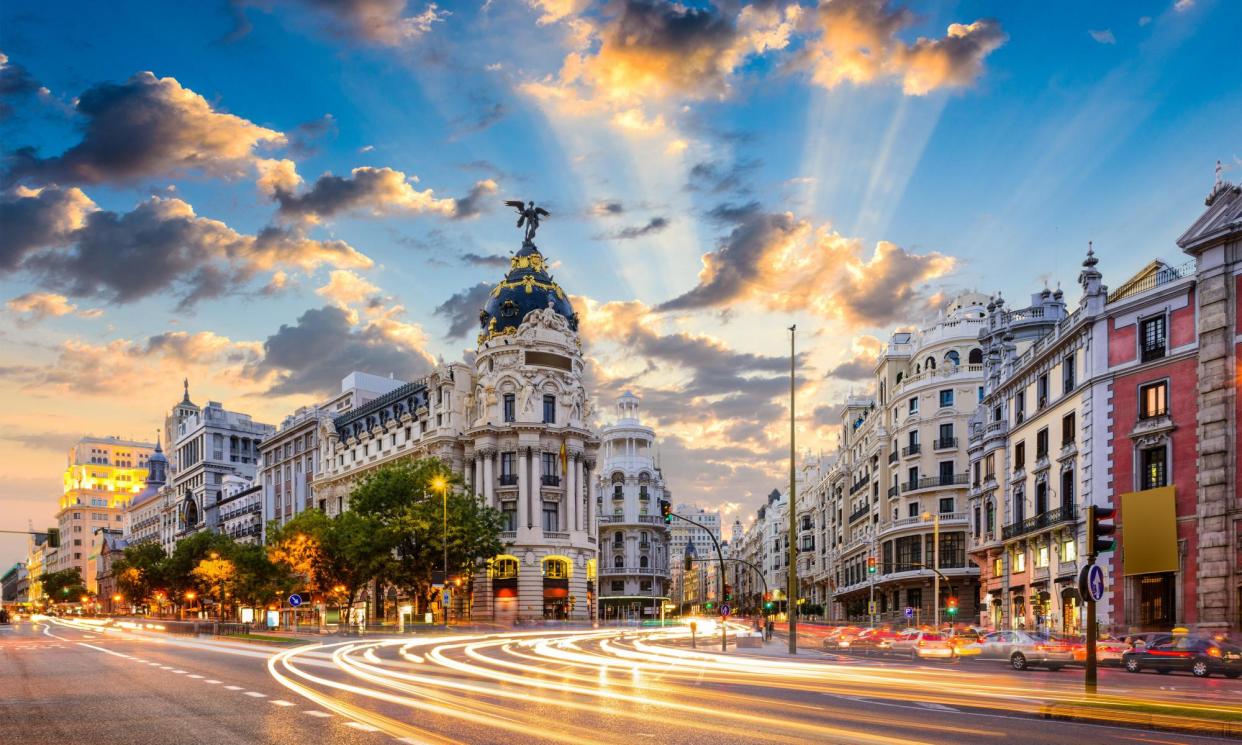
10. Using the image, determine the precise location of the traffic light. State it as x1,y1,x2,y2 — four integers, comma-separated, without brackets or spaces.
867,555,877,574
704,601,714,611
763,601,775,612
723,584,733,602
45,527,60,548
660,500,672,524
946,597,958,616
1087,505,1117,555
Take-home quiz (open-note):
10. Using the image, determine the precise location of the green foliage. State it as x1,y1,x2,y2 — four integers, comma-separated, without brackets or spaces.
230,542,294,609
349,458,506,604
111,541,169,605
165,531,235,597
41,569,88,602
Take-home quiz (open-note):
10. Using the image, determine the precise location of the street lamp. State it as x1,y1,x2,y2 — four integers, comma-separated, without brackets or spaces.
431,474,450,625
921,511,940,628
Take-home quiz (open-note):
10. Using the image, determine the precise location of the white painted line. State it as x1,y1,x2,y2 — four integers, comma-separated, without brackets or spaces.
224,685,244,691
187,674,204,679
344,722,380,732
271,700,296,707
243,691,267,698
171,670,188,674
204,679,222,684
159,666,173,670
916,702,957,712
148,662,160,666
303,711,332,718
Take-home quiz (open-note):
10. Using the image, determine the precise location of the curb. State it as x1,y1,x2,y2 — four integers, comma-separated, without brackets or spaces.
1039,702,1242,739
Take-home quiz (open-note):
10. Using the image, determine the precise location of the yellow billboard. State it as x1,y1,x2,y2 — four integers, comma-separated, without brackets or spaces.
1120,486,1178,576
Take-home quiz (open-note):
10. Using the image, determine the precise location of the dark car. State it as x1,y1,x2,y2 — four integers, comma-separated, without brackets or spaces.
1122,636,1242,678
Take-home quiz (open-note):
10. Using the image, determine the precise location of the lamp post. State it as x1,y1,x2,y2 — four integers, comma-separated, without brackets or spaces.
431,475,450,625
921,511,940,628
788,324,798,655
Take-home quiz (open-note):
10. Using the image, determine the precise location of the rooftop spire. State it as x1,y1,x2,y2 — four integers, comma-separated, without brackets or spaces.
182,378,191,404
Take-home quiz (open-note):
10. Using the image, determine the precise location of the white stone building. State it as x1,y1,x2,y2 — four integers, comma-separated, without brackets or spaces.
311,238,600,623
595,391,672,621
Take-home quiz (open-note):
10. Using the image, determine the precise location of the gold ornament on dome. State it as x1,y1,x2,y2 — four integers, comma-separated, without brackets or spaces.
488,276,565,299
510,253,547,273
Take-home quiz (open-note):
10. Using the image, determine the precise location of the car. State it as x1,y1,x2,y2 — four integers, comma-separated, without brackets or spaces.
890,630,955,660
822,626,864,650
977,630,1075,670
949,629,983,657
1123,632,1172,651
851,628,902,655
1122,636,1242,678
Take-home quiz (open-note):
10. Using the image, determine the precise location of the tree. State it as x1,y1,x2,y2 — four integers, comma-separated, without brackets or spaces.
231,542,294,611
41,569,88,604
267,509,391,626
191,555,237,618
349,458,506,616
111,541,169,608
165,532,235,602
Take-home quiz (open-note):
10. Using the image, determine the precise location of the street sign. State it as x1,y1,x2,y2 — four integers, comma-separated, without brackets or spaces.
904,607,914,618
1079,563,1106,602
442,587,451,610
868,601,877,614
719,603,731,617
288,593,303,607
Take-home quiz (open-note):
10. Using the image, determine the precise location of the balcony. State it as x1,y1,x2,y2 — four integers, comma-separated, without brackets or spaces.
848,505,870,523
902,444,921,457
600,565,658,576
638,515,661,524
1001,504,1076,541
500,531,516,540
499,474,518,486
888,451,898,464
598,515,623,524
544,531,570,539
541,475,561,487
887,485,899,498
901,473,969,493
933,437,958,450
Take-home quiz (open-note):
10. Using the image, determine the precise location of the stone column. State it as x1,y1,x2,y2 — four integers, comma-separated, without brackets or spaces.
482,451,495,507
519,448,531,529
564,450,576,533
575,456,586,533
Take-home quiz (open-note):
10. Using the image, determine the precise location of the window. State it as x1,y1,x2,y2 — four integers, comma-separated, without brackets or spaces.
984,454,995,480
541,451,558,477
1140,315,1167,362
939,389,954,407
1013,441,1025,470
1062,412,1076,446
503,393,516,423
1014,391,1026,423
985,500,995,533
993,557,1003,577
1062,539,1077,562
938,461,954,483
908,397,919,414
939,496,954,514
973,506,981,538
945,350,960,366
1035,544,1049,568
1037,374,1049,408
1063,352,1076,393
937,423,954,449
1036,428,1049,459
1061,469,1075,512
1014,487,1025,523
543,558,569,579
907,501,919,518
639,555,649,568
542,502,560,532
972,461,981,487
1139,381,1168,419
1035,480,1048,514
614,531,623,546
978,385,985,403
1012,550,1026,572
493,557,518,579
907,466,918,489
613,554,624,569
500,452,515,477
543,394,556,424
1140,445,1168,489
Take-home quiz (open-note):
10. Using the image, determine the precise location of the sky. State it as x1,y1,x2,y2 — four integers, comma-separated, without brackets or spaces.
1,0,1239,567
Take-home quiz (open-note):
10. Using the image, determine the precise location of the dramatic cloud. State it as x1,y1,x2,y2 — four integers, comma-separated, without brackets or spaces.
705,200,762,224
5,292,100,326
0,186,97,270
1088,29,1116,45
273,167,496,222
247,305,434,396
460,252,509,268
687,159,760,194
227,0,449,46
799,0,1007,95
522,0,802,123
656,208,956,326
0,51,44,118
435,282,493,339
0,429,78,453
315,269,382,307
4,72,285,186
825,334,883,380
527,0,590,25
591,200,625,216
1,189,371,308
595,216,669,240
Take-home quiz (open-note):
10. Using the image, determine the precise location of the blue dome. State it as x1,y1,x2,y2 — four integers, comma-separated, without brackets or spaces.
478,243,577,344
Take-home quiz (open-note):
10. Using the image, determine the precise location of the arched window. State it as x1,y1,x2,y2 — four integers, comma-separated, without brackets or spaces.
491,556,519,579
614,555,625,568
895,372,903,384
926,357,937,371
639,555,649,568
945,350,960,366
969,348,983,365
543,557,570,579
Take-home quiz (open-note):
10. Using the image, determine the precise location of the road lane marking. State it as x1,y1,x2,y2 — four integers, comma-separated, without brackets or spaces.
204,680,222,684
303,711,332,718
171,670,188,674
271,700,296,706
224,685,244,690
188,674,204,679
244,691,267,698
344,722,380,732
916,702,957,712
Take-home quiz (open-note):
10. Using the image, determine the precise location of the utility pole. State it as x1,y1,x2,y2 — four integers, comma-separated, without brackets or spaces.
788,324,798,655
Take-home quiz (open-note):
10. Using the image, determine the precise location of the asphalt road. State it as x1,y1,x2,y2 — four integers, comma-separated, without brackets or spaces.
2,618,1239,745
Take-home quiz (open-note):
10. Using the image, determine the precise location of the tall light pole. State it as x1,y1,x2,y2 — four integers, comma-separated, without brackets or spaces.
788,324,798,655
922,511,940,628
432,475,450,625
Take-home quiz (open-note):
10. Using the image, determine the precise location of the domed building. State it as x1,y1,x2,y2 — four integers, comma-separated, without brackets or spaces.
312,228,600,624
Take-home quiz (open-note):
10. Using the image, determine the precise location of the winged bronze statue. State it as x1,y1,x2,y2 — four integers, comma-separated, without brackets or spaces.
505,200,550,243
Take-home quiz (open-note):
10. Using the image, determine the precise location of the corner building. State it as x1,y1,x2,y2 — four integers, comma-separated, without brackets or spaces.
313,240,599,623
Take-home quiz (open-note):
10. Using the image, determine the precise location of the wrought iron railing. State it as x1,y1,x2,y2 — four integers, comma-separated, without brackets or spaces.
1001,504,1076,541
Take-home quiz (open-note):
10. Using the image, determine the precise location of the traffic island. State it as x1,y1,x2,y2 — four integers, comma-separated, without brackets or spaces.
1039,700,1242,739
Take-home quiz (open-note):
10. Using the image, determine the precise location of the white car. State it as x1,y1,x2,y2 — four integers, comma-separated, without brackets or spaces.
890,630,955,660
